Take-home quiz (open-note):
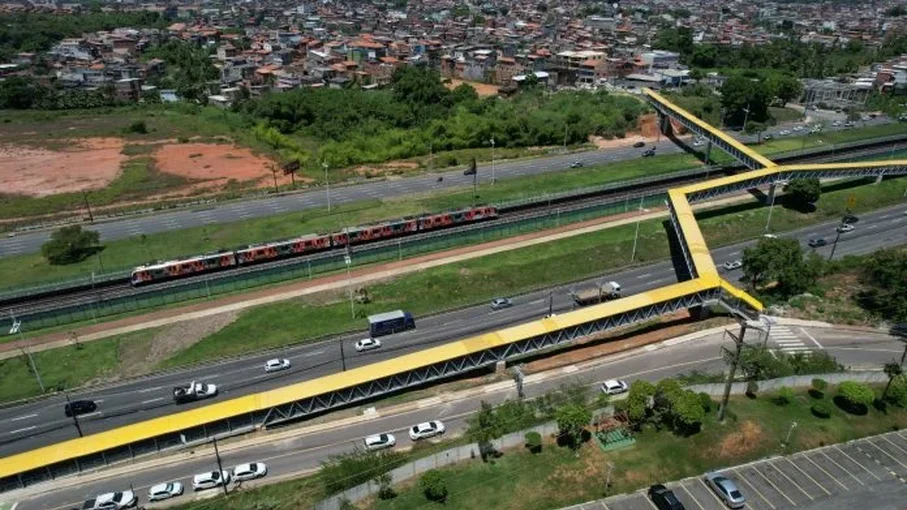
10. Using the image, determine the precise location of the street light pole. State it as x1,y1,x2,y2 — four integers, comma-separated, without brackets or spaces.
828,225,843,262
322,162,331,212
764,180,787,232
212,436,228,497
344,228,354,319
82,191,94,223
339,338,347,372
490,137,496,185
11,318,44,393
63,392,84,437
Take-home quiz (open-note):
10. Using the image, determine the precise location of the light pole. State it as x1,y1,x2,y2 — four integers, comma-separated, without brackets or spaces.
11,318,44,393
490,137,496,185
764,180,787,233
631,196,644,262
212,436,229,497
322,162,331,212
82,191,94,223
783,421,798,448
563,124,568,152
63,392,84,437
343,228,354,319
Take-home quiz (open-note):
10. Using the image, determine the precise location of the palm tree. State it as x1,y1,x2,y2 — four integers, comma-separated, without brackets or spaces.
882,361,904,402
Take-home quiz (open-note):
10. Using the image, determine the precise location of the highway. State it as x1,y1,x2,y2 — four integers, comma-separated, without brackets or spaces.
0,118,886,258
1,202,906,458
10,324,906,510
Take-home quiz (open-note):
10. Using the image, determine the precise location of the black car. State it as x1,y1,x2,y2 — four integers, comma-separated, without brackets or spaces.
648,484,686,510
64,399,97,418
842,214,859,224
808,238,827,248
633,141,646,148
642,148,656,157
763,134,774,141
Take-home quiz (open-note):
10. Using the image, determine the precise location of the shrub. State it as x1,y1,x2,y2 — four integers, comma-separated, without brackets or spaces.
812,378,828,392
774,386,795,406
41,226,101,265
836,381,875,414
811,401,832,418
746,381,759,398
125,120,147,134
420,470,448,502
524,431,542,454
698,392,713,412
886,374,907,408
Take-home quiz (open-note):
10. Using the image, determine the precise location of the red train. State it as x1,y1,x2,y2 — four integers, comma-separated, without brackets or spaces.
130,205,498,285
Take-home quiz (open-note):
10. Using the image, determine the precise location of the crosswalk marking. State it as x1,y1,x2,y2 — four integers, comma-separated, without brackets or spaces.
768,324,813,355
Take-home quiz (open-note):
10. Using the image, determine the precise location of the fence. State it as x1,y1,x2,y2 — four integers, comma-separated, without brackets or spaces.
11,193,668,332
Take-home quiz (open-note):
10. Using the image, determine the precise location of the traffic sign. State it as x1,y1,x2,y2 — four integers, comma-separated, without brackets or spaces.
9,320,20,335
847,195,856,210
344,255,352,265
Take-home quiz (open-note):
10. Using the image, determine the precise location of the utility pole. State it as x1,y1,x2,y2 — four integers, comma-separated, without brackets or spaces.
718,321,748,423
511,365,525,400
828,226,843,262
563,124,568,152
270,165,279,194
322,162,331,212
63,392,84,437
547,290,554,317
339,338,347,372
11,319,44,393
783,421,798,448
344,228,354,319
82,191,94,223
604,462,615,496
212,436,228,497
490,137,496,185
631,196,644,262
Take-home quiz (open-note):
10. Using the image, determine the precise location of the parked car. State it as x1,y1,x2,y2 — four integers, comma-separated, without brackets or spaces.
704,473,746,509
722,260,743,271
648,484,686,510
364,433,397,451
642,148,656,157
148,482,184,502
600,379,629,395
763,134,774,141
355,337,382,352
491,297,513,310
792,125,804,132
633,141,646,148
842,214,859,224
81,491,137,510
65,399,97,418
264,358,291,373
192,470,231,491
409,420,445,441
837,223,855,233
778,130,791,136
570,160,584,168
808,238,827,248
232,462,268,482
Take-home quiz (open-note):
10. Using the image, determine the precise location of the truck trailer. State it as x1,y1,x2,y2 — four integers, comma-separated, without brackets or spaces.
367,310,415,337
571,281,622,307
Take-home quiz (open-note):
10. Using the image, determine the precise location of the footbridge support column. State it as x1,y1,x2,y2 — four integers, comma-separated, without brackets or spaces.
705,141,713,165
657,112,673,136
876,171,885,184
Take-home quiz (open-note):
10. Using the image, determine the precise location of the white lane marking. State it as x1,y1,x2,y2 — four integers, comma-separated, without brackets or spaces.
800,328,824,349
10,413,37,422
141,397,165,405
636,273,652,279
9,426,35,434
93,399,104,403
79,412,100,418
138,386,163,393
303,349,325,357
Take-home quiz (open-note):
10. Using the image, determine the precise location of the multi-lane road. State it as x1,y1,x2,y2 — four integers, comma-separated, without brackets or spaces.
2,203,906,459
0,117,885,258
9,323,905,510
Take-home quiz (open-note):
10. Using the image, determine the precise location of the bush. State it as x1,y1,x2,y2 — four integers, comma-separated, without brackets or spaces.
420,470,448,502
812,378,828,392
774,386,795,406
887,374,907,407
125,120,148,134
746,381,759,398
524,431,542,454
41,225,101,265
321,449,406,494
811,401,833,418
836,381,876,414
698,392,713,412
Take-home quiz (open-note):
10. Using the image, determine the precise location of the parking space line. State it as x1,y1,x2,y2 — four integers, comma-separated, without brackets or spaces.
679,485,706,510
799,454,849,491
643,495,659,509
751,466,798,506
766,461,814,500
599,502,611,510
834,445,882,481
783,458,831,495
881,434,907,455
697,479,730,507
818,451,864,486
865,439,907,470
732,470,776,510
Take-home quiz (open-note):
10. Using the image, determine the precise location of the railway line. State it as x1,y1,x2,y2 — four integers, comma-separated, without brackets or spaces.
5,137,907,319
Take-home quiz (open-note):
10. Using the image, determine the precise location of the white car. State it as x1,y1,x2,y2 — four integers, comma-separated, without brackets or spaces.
837,223,855,233
409,420,445,441
81,491,137,509
722,260,743,271
778,129,791,136
232,462,268,482
264,358,291,373
600,379,629,395
355,338,382,352
148,482,183,502
364,433,397,451
792,125,804,132
192,470,231,491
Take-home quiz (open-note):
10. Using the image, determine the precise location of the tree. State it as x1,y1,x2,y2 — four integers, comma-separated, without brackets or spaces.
742,237,822,296
375,472,395,500
555,402,591,452
0,76,48,109
671,390,705,434
321,449,406,494
744,121,767,143
887,374,907,407
720,75,771,128
774,386,795,406
653,378,683,425
625,380,655,427
859,249,907,322
784,178,821,210
420,470,448,502
836,381,875,414
41,225,101,265
882,362,905,402
465,400,503,461
767,74,803,106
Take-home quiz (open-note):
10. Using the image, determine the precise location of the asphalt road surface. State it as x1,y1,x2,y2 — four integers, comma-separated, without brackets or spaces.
0,118,888,258
1,203,906,459
9,324,906,510
570,430,907,510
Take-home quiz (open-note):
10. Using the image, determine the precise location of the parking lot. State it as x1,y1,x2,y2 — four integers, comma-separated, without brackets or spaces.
564,430,907,510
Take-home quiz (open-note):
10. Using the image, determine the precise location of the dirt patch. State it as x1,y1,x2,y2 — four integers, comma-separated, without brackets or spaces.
588,134,651,149
446,79,500,97
716,420,765,458
154,143,283,187
116,311,238,378
352,160,420,179
0,138,126,197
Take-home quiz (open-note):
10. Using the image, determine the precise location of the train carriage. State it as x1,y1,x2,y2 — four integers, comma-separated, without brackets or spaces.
418,206,497,231
331,218,418,246
235,234,331,265
130,252,237,285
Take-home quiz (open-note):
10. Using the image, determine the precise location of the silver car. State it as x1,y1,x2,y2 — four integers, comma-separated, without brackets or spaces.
148,482,183,502
705,472,745,509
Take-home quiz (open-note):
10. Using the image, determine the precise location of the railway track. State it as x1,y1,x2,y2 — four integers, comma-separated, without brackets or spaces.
7,138,907,318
